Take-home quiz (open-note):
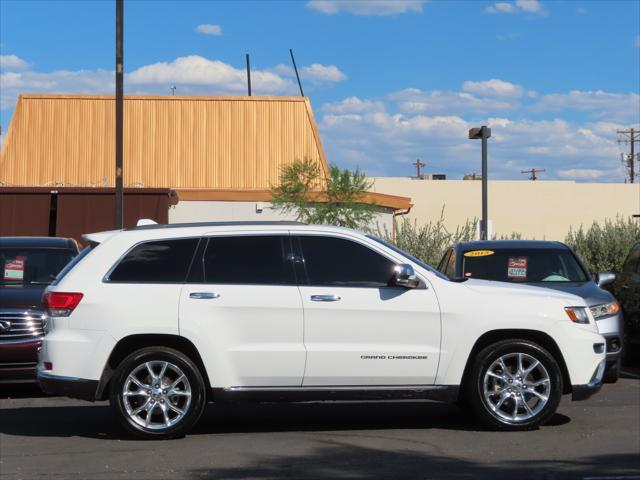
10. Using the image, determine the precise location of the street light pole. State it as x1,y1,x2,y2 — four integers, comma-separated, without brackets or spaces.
469,125,491,240
115,0,124,229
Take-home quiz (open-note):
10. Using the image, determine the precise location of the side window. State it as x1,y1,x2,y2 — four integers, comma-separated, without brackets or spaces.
437,250,451,273
202,235,294,285
297,235,396,288
108,238,199,283
444,249,456,278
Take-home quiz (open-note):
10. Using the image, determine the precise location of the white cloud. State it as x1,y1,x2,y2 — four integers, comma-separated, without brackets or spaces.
270,63,347,85
195,24,222,36
389,88,518,115
322,96,385,114
318,92,628,181
0,69,113,109
127,55,294,95
462,79,524,98
558,169,605,180
486,0,546,15
307,0,426,16
533,90,640,122
0,54,28,71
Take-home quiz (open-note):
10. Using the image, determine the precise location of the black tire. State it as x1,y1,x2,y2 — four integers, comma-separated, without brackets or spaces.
466,339,563,431
603,358,620,383
109,346,207,440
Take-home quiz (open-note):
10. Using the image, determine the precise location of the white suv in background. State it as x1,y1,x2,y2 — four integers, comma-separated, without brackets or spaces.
38,221,607,439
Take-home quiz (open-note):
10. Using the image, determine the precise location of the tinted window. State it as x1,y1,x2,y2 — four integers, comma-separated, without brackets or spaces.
461,248,589,283
1,248,76,288
52,246,93,286
109,239,198,283
444,249,456,278
298,236,396,287
202,235,294,285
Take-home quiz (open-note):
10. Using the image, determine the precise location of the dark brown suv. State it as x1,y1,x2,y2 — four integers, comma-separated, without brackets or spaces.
0,237,79,383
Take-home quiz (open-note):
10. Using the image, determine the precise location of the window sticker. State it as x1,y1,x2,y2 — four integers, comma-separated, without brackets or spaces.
463,250,495,257
4,257,25,281
508,257,528,279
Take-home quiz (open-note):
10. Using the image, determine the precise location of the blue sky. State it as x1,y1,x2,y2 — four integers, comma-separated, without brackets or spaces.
1,0,639,182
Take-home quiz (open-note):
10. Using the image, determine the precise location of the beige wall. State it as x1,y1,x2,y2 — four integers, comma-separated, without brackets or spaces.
169,200,396,233
371,178,640,241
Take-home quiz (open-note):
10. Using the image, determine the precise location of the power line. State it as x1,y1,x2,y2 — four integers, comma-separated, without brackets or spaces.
520,168,546,181
617,127,639,183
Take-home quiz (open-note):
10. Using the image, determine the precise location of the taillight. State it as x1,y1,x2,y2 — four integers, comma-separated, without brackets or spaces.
43,292,83,317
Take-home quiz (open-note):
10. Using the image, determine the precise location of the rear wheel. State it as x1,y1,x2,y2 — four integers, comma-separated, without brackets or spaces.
467,339,563,431
109,347,206,439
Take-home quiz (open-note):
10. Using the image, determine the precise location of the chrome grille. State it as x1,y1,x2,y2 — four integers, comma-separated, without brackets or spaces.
0,310,45,341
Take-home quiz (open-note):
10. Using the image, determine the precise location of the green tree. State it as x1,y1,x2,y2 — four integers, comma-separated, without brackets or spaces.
271,159,379,231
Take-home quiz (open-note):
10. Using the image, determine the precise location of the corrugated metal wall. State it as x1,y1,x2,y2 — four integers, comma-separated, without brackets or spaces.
0,95,328,189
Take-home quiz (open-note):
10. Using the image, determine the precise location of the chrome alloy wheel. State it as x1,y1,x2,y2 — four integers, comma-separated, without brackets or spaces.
122,361,192,430
483,352,551,423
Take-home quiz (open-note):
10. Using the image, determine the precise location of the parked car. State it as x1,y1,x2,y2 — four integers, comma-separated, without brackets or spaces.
610,241,640,357
436,240,622,383
0,237,80,383
38,221,607,439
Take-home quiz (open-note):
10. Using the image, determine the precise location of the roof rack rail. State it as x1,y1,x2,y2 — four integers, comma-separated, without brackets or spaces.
125,220,306,231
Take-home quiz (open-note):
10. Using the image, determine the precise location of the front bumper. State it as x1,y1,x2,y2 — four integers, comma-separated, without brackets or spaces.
0,338,42,383
37,368,98,401
572,359,605,401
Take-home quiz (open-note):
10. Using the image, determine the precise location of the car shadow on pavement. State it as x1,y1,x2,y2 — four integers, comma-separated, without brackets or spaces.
0,383,48,400
186,442,640,480
0,400,570,441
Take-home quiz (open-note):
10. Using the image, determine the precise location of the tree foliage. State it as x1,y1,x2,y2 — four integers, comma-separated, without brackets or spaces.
270,159,379,231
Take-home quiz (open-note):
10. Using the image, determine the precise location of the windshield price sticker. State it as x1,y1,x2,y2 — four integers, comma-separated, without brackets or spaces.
464,250,495,257
508,257,528,279
3,257,25,281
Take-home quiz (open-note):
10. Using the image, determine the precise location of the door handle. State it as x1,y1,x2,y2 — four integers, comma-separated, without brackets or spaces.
310,294,341,302
189,292,220,299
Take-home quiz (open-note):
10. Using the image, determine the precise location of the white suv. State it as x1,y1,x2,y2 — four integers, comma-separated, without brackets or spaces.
38,221,607,439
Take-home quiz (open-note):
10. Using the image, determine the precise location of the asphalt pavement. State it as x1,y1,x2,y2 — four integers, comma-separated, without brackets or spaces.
1,371,639,480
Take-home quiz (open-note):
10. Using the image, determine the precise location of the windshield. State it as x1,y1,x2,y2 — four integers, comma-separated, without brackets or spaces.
461,248,589,283
365,234,449,280
1,248,77,288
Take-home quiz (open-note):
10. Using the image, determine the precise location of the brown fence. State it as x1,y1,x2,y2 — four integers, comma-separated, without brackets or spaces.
0,187,175,244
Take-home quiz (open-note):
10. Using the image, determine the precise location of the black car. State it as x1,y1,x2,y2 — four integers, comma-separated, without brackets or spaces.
610,242,640,357
0,237,80,383
437,240,622,383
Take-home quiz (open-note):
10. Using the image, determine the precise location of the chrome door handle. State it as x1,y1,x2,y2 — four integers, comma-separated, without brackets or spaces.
310,294,341,302
189,292,220,299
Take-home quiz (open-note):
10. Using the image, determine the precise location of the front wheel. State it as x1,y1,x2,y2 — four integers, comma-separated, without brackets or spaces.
109,347,207,439
467,339,563,431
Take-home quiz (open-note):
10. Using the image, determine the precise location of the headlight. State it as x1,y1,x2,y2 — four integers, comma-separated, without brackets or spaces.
565,306,590,324
589,301,621,320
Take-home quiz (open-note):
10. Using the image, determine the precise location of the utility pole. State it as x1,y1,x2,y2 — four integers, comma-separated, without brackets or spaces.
413,159,425,179
115,0,124,229
469,126,491,240
521,168,546,181
170,85,176,96
618,128,639,183
245,53,252,96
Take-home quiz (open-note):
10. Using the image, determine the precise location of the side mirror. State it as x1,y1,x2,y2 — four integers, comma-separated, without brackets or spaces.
392,264,420,289
595,272,616,287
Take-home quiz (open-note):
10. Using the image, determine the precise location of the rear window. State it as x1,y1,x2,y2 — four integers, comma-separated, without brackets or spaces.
1,248,76,288
462,248,589,283
108,238,199,283
52,246,93,285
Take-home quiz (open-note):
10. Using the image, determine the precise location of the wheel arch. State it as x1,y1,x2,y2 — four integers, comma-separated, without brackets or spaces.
96,334,211,401
460,329,572,396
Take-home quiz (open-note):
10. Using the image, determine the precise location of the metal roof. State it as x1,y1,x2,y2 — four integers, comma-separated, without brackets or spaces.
0,94,329,190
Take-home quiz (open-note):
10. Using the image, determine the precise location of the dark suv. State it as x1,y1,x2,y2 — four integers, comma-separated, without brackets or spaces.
0,237,79,383
437,240,623,383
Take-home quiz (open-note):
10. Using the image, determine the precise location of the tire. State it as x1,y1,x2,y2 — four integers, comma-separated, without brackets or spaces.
109,346,207,440
466,339,563,431
603,358,620,384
